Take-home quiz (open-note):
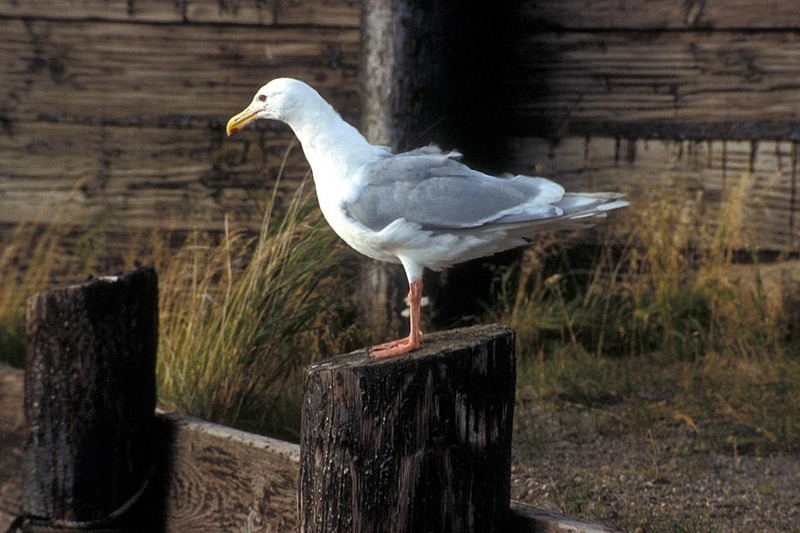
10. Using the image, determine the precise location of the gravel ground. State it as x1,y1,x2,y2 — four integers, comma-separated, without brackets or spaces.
510,401,800,532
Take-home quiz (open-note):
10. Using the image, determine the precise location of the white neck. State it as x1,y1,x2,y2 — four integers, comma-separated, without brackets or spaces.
285,97,380,176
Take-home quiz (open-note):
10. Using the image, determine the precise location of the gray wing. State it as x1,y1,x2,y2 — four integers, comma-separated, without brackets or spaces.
344,148,566,232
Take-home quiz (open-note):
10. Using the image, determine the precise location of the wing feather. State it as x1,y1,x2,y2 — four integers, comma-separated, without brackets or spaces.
344,147,566,232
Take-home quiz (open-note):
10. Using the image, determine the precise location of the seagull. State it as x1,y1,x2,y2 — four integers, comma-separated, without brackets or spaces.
226,78,628,359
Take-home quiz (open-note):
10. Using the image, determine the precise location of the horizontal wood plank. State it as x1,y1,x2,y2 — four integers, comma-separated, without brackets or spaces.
0,0,360,27
157,413,301,532
0,362,302,531
0,19,360,125
517,0,800,30
505,136,800,250
0,17,358,232
506,31,800,138
0,120,314,230
510,501,617,532
6,0,799,34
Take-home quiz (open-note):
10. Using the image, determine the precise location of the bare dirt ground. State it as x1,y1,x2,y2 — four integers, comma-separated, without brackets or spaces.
510,401,800,532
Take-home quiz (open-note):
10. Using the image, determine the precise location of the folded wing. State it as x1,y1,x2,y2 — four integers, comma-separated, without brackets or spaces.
344,147,569,232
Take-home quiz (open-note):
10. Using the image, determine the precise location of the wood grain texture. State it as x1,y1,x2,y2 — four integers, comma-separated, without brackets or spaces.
506,136,800,250
509,501,617,533
300,325,516,533
506,31,800,137
0,0,360,27
0,17,359,230
156,413,301,532
361,0,453,150
0,121,312,229
2,386,301,532
3,0,800,259
22,267,158,523
0,19,360,123
517,0,800,30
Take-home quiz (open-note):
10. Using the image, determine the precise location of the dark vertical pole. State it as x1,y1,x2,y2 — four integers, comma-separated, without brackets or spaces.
358,0,452,337
359,0,515,333
21,267,158,528
361,0,450,152
299,325,516,533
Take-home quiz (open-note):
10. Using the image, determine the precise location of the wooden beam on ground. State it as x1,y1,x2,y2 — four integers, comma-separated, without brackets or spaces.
510,502,619,533
153,412,301,532
1,355,301,531
2,342,615,532
21,267,158,529
299,325,517,532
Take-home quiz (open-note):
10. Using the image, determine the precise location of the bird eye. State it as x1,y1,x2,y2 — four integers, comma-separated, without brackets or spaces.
258,94,267,102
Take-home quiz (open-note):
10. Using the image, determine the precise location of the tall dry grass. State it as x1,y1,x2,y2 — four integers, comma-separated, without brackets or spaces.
496,172,800,452
156,179,358,436
0,176,358,438
0,222,50,367
494,172,784,360
0,183,98,366
2,167,799,448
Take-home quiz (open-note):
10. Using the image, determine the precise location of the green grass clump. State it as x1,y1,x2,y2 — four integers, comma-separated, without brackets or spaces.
155,181,358,438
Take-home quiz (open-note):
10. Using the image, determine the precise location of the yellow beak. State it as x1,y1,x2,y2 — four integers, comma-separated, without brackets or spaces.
226,106,259,136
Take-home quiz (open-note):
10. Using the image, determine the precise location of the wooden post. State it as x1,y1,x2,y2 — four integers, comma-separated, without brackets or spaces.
361,0,451,152
21,267,158,529
299,324,516,533
358,0,453,337
359,0,515,334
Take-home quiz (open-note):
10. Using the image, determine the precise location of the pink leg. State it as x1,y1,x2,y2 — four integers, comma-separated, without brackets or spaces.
369,278,423,359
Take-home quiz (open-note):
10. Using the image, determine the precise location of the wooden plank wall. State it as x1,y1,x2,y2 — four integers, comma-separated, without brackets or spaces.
501,0,800,250
0,0,360,232
1,1,799,250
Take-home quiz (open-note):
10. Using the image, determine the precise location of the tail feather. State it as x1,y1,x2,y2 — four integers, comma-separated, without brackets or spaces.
501,192,627,233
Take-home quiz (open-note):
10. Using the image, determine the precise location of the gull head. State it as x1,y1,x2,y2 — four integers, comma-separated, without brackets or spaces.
226,78,319,136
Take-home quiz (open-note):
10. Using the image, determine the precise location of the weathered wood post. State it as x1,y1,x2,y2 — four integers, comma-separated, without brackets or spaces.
20,267,158,531
358,0,453,336
359,0,514,333
300,325,516,532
